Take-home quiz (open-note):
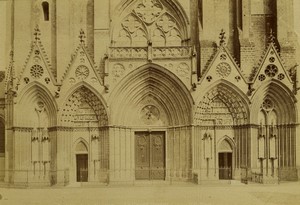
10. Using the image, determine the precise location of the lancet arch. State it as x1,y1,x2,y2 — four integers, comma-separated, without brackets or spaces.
16,82,57,127
109,63,193,126
111,0,189,47
59,86,108,127
194,81,250,126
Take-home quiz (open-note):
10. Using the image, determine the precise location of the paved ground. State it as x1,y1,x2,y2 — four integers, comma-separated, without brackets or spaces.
0,181,300,205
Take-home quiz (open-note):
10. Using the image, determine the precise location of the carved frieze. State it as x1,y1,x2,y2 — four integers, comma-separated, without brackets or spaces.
109,47,191,59
110,47,148,59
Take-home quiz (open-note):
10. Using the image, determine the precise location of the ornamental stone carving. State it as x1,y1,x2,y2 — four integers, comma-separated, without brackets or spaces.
61,87,108,126
140,105,160,125
261,98,274,111
265,64,278,77
216,62,231,77
30,65,44,79
134,0,163,24
177,63,189,77
75,65,89,80
112,64,125,78
122,15,143,33
156,14,176,33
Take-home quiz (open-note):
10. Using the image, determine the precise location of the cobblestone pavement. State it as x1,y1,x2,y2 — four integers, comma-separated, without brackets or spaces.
0,182,300,205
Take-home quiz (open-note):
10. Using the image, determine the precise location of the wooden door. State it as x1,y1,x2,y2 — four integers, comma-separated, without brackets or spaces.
218,152,232,180
76,154,88,182
135,132,165,180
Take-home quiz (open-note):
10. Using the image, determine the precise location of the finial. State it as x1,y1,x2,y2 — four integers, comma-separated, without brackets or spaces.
268,29,275,43
219,29,226,46
79,29,86,45
33,25,41,42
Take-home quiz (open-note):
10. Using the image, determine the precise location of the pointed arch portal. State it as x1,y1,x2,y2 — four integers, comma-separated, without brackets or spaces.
60,86,108,127
110,64,193,127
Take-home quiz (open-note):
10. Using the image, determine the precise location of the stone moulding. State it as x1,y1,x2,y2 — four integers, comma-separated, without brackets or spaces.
109,46,192,59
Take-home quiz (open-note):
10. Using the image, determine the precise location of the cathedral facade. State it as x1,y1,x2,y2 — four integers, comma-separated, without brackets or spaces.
0,0,300,186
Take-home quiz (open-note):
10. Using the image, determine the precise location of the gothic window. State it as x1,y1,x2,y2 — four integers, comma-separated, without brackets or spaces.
166,29,181,46
42,1,49,21
113,0,185,47
0,120,4,154
152,29,165,47
258,98,278,164
116,29,131,47
131,29,147,47
265,64,278,78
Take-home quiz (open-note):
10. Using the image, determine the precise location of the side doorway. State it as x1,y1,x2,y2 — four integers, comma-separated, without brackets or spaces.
76,154,88,182
218,138,234,180
75,141,89,182
218,152,232,180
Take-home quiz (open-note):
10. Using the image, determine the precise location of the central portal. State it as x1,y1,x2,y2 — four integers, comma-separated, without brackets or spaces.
135,131,165,180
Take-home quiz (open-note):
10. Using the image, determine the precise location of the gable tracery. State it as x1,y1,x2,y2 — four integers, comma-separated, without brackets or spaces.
113,0,185,47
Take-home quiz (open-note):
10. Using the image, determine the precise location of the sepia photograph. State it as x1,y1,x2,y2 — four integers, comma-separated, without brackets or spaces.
0,0,300,204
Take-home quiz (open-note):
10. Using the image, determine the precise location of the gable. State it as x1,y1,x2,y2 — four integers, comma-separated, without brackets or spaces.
198,46,248,92
17,41,57,94
60,45,102,89
252,44,293,90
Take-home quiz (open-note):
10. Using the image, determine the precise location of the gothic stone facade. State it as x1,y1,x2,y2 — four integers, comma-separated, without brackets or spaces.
0,0,300,186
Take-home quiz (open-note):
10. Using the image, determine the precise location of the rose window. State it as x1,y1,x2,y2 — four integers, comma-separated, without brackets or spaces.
269,57,275,63
262,99,274,110
264,64,278,77
258,74,266,81
30,65,44,79
75,65,89,80
278,73,285,80
216,62,231,77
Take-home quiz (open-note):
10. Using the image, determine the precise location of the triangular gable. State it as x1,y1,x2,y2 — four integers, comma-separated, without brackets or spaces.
18,41,57,89
60,44,102,87
252,43,293,88
198,45,248,91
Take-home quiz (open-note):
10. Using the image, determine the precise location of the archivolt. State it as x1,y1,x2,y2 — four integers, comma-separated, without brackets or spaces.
109,64,193,126
60,86,108,126
251,80,297,124
16,82,57,127
194,83,249,125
